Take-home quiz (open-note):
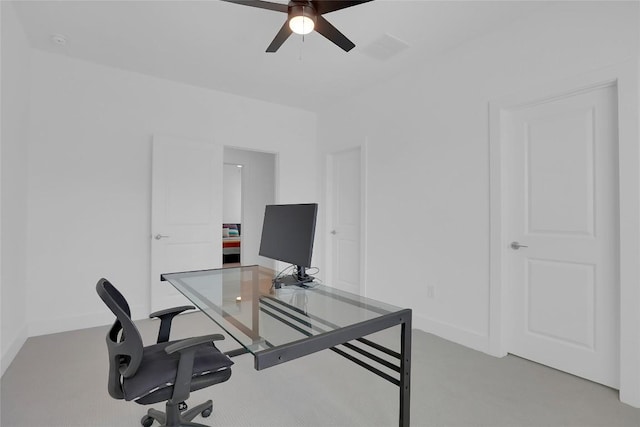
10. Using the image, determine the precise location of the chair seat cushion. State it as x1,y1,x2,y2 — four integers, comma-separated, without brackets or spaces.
121,340,233,403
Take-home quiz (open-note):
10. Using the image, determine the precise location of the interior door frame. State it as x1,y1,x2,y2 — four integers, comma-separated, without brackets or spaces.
488,61,640,407
325,143,368,295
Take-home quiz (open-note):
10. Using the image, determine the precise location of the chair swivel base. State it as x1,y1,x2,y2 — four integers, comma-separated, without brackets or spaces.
141,400,213,427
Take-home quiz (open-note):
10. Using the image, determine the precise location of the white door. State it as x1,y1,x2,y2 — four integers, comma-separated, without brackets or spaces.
150,135,223,312
505,84,619,387
328,147,362,294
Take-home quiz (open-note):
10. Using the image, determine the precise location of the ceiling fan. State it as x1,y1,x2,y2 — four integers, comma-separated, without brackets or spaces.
219,0,374,52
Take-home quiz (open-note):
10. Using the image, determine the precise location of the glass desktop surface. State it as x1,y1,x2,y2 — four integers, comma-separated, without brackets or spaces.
161,265,404,357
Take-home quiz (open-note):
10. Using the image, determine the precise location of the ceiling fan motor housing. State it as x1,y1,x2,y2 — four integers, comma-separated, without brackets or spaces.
289,2,317,23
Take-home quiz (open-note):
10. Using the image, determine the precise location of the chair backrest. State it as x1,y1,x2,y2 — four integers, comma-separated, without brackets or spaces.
96,278,144,400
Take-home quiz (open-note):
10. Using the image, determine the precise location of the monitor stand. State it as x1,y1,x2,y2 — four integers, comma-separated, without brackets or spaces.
274,266,314,289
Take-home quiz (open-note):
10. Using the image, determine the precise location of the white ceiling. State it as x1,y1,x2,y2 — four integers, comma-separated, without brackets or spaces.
12,0,551,111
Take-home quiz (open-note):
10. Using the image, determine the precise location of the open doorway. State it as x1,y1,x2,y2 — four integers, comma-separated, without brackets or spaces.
222,163,242,266
223,147,276,268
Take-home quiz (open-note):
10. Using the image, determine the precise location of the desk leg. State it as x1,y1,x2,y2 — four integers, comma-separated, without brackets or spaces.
400,316,411,427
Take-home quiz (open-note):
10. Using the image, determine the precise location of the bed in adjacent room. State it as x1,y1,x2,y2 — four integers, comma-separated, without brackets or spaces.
222,223,241,264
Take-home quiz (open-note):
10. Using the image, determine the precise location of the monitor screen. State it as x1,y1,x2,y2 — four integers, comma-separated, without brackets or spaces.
259,203,318,269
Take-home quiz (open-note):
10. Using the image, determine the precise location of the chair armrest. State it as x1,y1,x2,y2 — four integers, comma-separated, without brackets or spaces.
164,334,225,355
149,305,195,343
164,334,226,405
149,305,195,319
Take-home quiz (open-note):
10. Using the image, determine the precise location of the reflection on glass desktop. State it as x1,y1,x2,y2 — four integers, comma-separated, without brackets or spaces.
258,203,318,288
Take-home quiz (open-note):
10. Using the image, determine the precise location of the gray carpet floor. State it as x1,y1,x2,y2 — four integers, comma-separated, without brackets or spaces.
1,312,639,426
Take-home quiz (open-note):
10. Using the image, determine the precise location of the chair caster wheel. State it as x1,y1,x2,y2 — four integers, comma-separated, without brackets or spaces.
201,408,212,418
141,415,154,427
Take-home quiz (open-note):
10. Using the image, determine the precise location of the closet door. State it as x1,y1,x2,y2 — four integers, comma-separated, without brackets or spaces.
151,134,223,312
504,84,619,388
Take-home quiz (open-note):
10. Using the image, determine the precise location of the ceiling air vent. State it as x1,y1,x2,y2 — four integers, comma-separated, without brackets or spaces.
361,33,409,61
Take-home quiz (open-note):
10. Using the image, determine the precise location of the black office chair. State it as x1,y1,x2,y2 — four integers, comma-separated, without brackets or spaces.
96,278,233,427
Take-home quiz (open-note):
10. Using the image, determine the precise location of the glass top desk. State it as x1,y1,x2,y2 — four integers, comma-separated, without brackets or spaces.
161,265,411,427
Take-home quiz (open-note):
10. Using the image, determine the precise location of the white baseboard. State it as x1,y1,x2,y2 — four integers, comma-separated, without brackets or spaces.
413,312,491,355
1,324,28,377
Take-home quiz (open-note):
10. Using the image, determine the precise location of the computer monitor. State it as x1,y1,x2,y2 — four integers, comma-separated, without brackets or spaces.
259,203,318,287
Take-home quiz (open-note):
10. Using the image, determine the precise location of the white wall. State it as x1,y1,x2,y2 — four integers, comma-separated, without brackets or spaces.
224,147,276,267
317,0,639,401
223,163,242,223
1,1,31,376
25,51,316,335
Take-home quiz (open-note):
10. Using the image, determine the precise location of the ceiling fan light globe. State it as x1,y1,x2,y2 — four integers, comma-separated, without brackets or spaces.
289,15,315,35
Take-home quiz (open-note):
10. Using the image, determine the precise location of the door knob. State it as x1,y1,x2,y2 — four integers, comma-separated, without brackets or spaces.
510,241,528,250
330,230,337,235
154,234,170,240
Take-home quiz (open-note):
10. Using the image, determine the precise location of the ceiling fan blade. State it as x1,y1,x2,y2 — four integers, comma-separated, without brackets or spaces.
266,21,293,52
219,0,288,13
314,15,355,52
313,0,374,15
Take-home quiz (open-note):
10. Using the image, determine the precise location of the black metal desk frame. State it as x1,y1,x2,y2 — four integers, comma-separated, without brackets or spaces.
161,266,411,427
